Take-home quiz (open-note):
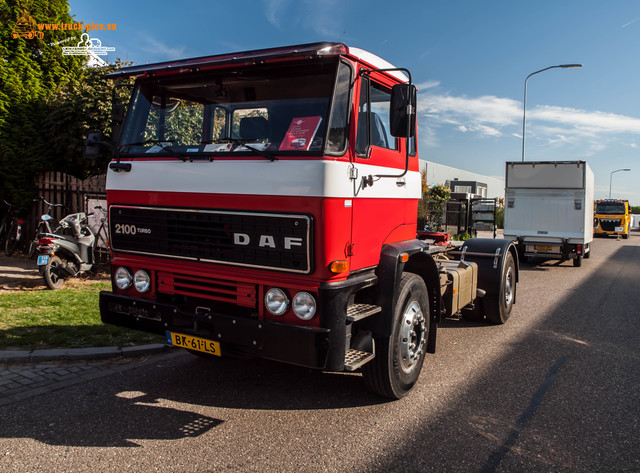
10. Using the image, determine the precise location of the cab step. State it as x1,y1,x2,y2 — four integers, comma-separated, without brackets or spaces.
344,348,375,371
346,303,382,323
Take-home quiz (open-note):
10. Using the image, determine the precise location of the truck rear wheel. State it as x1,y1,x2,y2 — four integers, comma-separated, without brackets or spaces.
362,272,429,399
573,255,582,267
485,252,515,324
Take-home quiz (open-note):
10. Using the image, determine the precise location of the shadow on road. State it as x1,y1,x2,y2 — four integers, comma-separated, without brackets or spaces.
369,242,640,471
0,350,384,446
0,241,637,463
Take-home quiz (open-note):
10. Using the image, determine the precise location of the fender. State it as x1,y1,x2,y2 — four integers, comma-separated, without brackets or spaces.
372,239,440,353
460,238,519,300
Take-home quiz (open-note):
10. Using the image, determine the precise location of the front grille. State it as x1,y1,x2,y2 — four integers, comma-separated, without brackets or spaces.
600,219,621,231
110,205,312,273
157,272,256,307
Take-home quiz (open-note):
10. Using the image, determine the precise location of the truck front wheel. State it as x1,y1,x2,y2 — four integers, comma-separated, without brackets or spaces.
362,272,429,399
485,252,516,324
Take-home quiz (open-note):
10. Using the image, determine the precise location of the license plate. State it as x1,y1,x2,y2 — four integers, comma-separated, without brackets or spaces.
615,227,624,232
37,255,49,266
534,245,552,251
166,332,221,356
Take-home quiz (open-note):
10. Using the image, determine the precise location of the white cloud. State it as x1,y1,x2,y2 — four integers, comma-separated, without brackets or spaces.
138,34,185,60
420,94,521,129
262,0,345,36
263,0,289,28
532,106,640,135
622,17,640,28
416,80,440,90
419,89,640,146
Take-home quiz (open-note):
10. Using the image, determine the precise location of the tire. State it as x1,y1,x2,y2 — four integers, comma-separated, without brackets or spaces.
573,255,582,267
622,230,629,239
584,245,591,259
362,272,429,399
485,252,516,324
43,255,66,290
4,221,19,256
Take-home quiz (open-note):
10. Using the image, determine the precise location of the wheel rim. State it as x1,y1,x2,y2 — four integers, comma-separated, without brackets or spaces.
399,300,426,374
504,266,514,306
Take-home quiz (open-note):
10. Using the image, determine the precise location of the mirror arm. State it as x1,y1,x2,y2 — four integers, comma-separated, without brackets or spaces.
360,68,414,187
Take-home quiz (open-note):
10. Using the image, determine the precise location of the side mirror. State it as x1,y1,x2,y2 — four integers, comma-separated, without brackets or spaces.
111,103,126,125
389,84,416,138
84,131,104,160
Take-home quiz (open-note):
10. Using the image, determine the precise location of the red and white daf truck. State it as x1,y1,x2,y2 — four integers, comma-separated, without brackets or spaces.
85,42,519,399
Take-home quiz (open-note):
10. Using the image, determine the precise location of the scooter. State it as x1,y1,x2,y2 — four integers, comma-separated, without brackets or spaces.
35,211,97,290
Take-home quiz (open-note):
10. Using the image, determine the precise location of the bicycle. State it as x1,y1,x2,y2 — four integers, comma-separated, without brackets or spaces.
0,200,26,256
89,205,110,264
27,197,65,258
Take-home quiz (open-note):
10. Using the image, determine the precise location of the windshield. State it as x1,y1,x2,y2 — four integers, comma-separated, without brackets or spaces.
596,202,626,214
119,60,350,158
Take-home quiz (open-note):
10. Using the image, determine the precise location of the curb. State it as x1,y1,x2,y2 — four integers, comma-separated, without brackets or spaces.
0,343,173,364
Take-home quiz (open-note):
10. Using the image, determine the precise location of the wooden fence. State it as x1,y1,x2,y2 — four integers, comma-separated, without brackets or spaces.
25,172,107,246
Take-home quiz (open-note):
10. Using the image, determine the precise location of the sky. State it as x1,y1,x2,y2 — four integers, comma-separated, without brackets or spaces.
68,0,640,203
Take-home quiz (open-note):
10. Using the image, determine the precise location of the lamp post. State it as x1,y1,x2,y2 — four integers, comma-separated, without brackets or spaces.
521,64,582,161
609,168,631,198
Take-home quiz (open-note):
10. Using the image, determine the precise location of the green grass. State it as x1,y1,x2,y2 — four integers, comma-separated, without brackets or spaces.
0,282,163,350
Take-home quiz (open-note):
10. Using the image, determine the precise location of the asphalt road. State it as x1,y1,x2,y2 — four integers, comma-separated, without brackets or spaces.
1,233,639,472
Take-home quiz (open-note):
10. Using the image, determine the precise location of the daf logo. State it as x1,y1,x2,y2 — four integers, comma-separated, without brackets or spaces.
233,233,303,250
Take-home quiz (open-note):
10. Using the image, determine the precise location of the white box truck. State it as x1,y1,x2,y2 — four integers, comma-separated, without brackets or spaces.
504,161,594,267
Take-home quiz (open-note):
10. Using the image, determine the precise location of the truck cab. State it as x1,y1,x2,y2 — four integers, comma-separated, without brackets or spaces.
594,199,630,239
87,42,518,399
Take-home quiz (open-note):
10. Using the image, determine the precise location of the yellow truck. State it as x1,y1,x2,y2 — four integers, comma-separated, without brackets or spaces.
594,199,630,239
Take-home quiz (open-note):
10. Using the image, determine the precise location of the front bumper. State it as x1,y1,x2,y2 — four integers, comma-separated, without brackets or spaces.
100,292,331,369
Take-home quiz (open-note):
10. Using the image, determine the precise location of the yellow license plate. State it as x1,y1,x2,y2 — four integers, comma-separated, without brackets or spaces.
166,332,221,356
535,245,552,251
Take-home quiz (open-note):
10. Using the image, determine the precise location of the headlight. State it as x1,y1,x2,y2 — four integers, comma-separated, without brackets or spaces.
114,267,132,290
265,288,289,316
292,292,317,320
133,270,151,293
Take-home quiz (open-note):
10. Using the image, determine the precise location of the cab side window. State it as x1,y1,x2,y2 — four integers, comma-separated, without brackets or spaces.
356,78,397,156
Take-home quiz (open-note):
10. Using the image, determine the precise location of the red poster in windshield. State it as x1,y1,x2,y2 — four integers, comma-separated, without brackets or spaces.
279,116,322,151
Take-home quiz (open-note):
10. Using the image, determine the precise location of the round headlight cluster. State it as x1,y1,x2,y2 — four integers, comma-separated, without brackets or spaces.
134,270,151,293
292,292,316,320
115,267,151,293
265,288,289,316
265,288,317,320
114,267,132,290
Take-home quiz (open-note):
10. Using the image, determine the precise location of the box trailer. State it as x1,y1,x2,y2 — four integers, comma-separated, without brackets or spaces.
504,161,594,267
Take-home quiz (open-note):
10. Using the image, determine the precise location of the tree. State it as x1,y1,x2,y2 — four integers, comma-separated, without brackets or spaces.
417,170,451,231
43,60,133,178
0,2,133,211
0,0,84,210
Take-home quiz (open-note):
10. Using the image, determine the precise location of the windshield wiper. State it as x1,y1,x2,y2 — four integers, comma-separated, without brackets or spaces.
202,139,277,162
120,139,188,161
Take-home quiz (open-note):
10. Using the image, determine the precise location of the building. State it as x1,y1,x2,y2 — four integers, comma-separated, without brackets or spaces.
420,160,505,199
446,179,488,198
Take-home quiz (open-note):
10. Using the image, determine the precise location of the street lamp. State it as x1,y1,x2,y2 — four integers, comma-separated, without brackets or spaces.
521,64,582,161
609,168,631,198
